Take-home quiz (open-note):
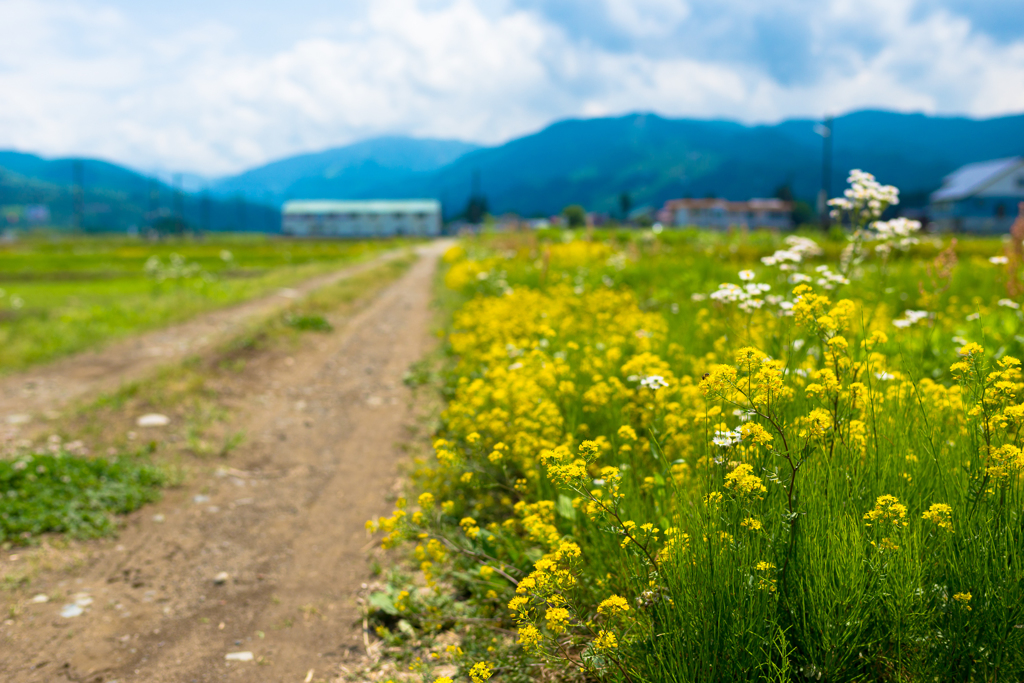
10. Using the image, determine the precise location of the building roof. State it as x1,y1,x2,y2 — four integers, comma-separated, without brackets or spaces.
931,157,1024,202
283,199,441,215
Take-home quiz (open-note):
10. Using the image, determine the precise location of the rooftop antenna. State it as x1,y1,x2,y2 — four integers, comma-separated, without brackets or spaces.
814,115,834,229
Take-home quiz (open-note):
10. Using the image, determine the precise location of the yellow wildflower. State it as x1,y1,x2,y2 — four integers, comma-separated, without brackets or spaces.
469,662,493,682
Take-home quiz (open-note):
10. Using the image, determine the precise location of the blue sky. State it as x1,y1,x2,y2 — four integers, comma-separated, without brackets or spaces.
1,0,1022,176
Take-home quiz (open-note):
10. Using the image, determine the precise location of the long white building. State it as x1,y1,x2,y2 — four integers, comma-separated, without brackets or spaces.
281,200,442,237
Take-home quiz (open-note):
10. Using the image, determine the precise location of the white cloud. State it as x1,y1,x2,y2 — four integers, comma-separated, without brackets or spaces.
0,0,1022,176
603,0,690,38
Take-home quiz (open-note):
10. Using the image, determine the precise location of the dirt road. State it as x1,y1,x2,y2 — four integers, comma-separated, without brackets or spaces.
0,247,410,447
0,240,450,682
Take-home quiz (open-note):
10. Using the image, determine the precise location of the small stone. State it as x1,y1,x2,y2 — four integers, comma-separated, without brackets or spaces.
5,414,30,425
73,593,93,607
152,514,165,523
225,651,253,662
213,572,230,585
60,604,84,618
192,495,210,504
30,594,48,604
137,414,170,427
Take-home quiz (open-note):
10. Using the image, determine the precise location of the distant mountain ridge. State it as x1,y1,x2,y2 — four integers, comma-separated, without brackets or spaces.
211,110,1024,219
0,151,278,232
210,136,480,204
3,110,1024,228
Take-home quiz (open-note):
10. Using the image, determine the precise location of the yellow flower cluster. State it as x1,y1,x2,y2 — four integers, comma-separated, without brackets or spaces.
366,233,1024,678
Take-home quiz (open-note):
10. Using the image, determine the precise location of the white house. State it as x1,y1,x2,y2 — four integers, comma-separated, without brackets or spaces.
930,157,1024,233
281,200,442,237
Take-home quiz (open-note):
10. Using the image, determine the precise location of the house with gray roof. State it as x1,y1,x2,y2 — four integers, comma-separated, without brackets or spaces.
282,199,441,237
930,157,1024,233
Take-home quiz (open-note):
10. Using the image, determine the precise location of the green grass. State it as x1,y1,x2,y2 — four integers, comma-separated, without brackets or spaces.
0,452,165,545
0,232,413,372
284,313,334,332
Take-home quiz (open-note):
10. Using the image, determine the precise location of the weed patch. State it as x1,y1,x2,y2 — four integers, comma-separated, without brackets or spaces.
284,313,333,332
0,452,164,545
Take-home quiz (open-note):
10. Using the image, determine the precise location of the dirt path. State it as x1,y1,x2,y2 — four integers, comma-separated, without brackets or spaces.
0,246,411,446
0,240,451,682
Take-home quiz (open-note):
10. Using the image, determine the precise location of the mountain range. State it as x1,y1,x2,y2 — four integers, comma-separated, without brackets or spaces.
2,109,1023,229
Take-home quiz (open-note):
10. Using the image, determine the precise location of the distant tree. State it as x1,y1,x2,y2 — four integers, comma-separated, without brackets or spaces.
791,201,814,226
775,183,813,226
619,192,632,220
774,184,795,202
153,216,188,236
465,194,488,224
563,204,586,228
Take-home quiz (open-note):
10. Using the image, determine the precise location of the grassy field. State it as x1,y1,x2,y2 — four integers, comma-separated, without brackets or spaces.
0,253,417,547
0,233,408,372
367,206,1024,681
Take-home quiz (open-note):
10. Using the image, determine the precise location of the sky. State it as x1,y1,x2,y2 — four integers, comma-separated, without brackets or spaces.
1,0,1023,177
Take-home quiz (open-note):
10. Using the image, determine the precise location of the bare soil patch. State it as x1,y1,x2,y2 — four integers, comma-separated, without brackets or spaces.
0,241,451,682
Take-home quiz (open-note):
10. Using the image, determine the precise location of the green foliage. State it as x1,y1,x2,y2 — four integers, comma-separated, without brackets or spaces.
0,452,165,544
284,313,333,332
562,205,586,228
0,234,406,372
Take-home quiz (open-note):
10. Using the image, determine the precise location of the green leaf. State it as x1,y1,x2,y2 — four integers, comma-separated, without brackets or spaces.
368,591,398,616
556,494,577,521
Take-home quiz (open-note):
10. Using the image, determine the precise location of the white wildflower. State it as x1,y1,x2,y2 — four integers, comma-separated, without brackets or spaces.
640,375,669,391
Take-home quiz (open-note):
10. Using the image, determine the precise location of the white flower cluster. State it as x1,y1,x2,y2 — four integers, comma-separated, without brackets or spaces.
712,427,743,448
640,375,669,391
813,264,850,290
990,256,1009,265
761,235,823,270
827,169,900,222
871,217,921,255
145,253,205,282
998,299,1021,310
709,281,772,313
893,309,930,329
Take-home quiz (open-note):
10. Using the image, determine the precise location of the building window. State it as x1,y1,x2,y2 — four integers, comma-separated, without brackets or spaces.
996,203,1006,218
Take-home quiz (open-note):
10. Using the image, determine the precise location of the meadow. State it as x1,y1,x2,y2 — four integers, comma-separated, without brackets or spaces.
368,177,1024,682
0,232,404,372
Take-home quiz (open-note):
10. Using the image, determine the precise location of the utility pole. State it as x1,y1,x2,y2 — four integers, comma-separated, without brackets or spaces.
72,160,84,231
815,115,834,229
